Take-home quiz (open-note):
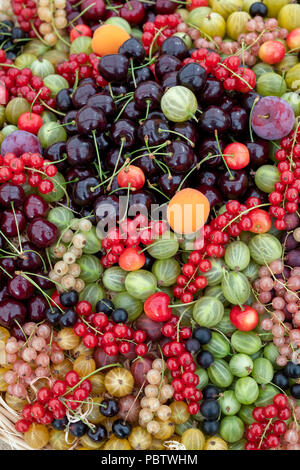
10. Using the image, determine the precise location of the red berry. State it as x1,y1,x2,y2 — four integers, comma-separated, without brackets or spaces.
65,371,80,387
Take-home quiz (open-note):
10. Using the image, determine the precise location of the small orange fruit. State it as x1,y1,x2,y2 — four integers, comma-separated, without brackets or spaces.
91,24,130,56
167,188,210,234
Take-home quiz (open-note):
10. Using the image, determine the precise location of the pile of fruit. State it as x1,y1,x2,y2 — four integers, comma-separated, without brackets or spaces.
0,0,299,452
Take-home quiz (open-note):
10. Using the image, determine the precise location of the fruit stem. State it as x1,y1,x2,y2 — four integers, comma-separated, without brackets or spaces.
29,88,43,118
148,26,167,60
249,96,260,143
114,95,134,122
71,69,79,98
160,128,195,148
106,138,125,191
92,129,103,182
221,203,271,232
67,2,96,27
10,202,23,255
214,130,234,180
130,59,137,88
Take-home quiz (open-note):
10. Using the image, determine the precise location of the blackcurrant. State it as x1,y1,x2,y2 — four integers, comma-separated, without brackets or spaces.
284,362,300,379
112,419,132,439
202,419,220,436
46,307,60,325
59,309,78,327
290,384,300,399
193,327,212,345
87,424,107,442
60,290,79,307
196,350,214,369
249,2,268,17
200,399,220,420
185,338,201,354
272,371,289,390
69,421,88,437
111,308,128,323
202,385,221,400
52,416,68,431
96,298,114,315
100,399,119,417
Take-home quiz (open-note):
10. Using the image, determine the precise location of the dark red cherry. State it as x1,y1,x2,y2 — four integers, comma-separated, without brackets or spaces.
72,82,97,108
173,121,198,147
161,71,178,91
229,106,248,135
129,190,157,214
155,54,181,80
66,166,94,184
81,0,105,21
218,170,248,199
73,176,103,207
138,118,170,146
105,148,127,171
98,54,129,82
244,186,268,203
134,81,162,111
196,184,222,208
199,106,231,134
24,194,49,220
220,96,236,112
11,323,26,340
28,294,48,322
87,93,116,119
201,78,224,105
8,274,34,300
198,137,226,168
128,66,155,88
18,242,43,271
0,209,26,237
0,182,26,208
120,1,145,26
96,132,112,153
122,100,143,121
0,285,9,302
27,218,59,248
119,37,145,62
94,195,120,226
56,88,73,112
34,270,54,290
111,119,136,147
197,169,219,187
0,257,16,277
76,105,107,134
66,135,95,166
159,173,188,197
160,36,188,60
244,139,269,168
135,154,161,178
63,111,78,135
177,62,207,94
44,142,67,172
241,91,259,111
0,299,27,327
164,141,195,174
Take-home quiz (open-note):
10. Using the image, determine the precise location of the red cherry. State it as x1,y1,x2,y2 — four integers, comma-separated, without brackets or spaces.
117,165,145,190
258,40,285,65
248,209,272,234
230,305,259,331
144,292,172,322
17,112,43,135
223,142,250,170
70,24,92,42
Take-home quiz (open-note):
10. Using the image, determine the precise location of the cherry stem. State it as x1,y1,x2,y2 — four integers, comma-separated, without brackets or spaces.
249,96,260,143
67,2,96,26
92,129,103,182
106,138,125,191
148,26,166,60
214,130,234,180
160,128,195,148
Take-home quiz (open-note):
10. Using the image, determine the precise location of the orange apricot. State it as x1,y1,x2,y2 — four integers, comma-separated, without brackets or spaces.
167,188,210,235
91,24,131,56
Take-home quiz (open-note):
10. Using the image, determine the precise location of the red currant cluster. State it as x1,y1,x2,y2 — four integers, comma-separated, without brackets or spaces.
173,255,211,304
15,371,92,433
245,394,291,450
0,60,54,114
0,152,57,194
183,51,256,93
268,129,300,231
100,215,167,268
12,0,41,35
142,13,183,54
173,196,269,304
161,320,201,415
73,300,149,357
56,53,107,87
